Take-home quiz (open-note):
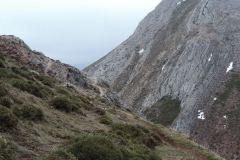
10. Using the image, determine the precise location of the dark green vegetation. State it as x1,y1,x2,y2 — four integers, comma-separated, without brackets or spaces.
67,135,123,160
0,57,90,129
0,56,6,68
47,124,161,160
10,79,52,98
0,106,18,129
0,137,16,160
13,105,44,121
144,96,181,126
0,84,8,97
46,121,223,160
99,114,113,125
0,97,13,108
50,96,79,113
0,56,223,160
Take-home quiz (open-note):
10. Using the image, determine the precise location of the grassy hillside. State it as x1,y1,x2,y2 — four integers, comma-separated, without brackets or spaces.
0,55,223,160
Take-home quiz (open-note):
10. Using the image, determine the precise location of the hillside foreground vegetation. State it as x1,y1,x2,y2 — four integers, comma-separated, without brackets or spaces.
0,55,223,160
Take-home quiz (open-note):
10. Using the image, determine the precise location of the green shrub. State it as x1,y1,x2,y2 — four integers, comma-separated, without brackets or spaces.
66,134,161,160
0,138,16,160
70,95,93,111
95,96,108,104
10,96,23,105
111,123,161,150
0,59,5,68
112,124,148,138
0,106,18,129
50,97,78,113
0,85,8,97
56,87,71,96
10,79,46,98
207,155,220,160
144,96,181,126
109,108,117,115
0,97,13,108
37,75,55,87
54,95,86,114
0,68,18,79
94,108,106,115
11,67,34,80
13,105,44,121
99,115,113,125
67,135,123,160
49,130,162,160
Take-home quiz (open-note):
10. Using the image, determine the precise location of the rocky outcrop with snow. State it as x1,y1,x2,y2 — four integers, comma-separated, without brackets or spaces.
84,0,240,159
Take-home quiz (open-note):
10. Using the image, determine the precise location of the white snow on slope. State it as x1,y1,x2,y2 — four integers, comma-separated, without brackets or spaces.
162,64,165,71
226,62,233,73
177,0,187,5
177,1,181,5
197,110,205,120
208,54,213,62
139,48,145,54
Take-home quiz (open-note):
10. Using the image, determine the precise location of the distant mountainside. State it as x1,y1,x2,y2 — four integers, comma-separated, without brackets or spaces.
84,0,240,159
0,35,223,160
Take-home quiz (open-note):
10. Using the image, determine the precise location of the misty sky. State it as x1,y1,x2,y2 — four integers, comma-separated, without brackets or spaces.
0,0,161,69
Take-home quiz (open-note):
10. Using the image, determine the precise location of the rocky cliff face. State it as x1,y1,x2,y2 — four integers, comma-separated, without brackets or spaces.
84,0,240,159
0,35,97,93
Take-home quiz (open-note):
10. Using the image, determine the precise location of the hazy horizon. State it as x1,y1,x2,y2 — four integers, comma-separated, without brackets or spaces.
0,0,161,69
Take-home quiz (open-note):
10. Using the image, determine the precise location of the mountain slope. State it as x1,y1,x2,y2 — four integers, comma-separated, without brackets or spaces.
84,0,240,159
0,36,223,160
0,35,96,93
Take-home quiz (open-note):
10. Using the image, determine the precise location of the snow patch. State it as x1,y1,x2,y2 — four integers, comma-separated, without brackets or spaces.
139,49,145,54
162,64,165,71
177,0,187,5
197,110,205,120
208,54,213,62
226,62,233,73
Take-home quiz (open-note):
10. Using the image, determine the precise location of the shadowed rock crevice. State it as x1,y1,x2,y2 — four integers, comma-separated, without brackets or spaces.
144,96,181,126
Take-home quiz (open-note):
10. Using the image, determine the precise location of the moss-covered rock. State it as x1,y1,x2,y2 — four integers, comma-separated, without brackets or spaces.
144,96,181,126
